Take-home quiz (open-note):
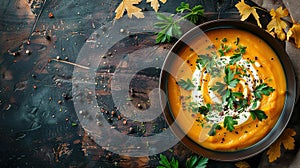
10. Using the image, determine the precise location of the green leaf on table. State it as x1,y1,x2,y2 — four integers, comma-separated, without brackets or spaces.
176,2,190,13
157,154,179,168
176,2,204,24
154,13,182,43
186,155,209,168
185,5,204,24
250,109,267,121
224,116,238,132
155,3,204,43
177,78,195,91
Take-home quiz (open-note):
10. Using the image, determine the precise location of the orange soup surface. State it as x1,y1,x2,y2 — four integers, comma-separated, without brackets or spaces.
167,28,286,151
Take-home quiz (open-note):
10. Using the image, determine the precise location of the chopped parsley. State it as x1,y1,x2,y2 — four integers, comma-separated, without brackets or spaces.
197,53,220,76
250,109,268,121
224,116,238,132
229,53,243,65
198,104,211,115
211,82,226,95
234,37,240,45
208,123,222,136
224,67,240,88
254,83,275,99
177,78,195,91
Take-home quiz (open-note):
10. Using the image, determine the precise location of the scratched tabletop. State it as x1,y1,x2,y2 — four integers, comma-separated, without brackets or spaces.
0,0,299,167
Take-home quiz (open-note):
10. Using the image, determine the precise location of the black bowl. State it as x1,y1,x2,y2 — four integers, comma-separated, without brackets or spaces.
159,19,297,161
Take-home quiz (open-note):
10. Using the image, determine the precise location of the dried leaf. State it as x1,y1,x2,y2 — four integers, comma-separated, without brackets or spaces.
287,23,300,48
235,161,251,168
281,128,296,150
115,0,144,19
267,7,289,41
235,0,261,28
267,128,296,162
146,0,167,12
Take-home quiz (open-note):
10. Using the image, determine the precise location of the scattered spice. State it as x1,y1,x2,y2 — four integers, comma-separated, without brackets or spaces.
48,12,54,18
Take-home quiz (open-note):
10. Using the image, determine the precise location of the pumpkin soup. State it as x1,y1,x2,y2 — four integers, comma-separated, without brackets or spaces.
167,28,286,151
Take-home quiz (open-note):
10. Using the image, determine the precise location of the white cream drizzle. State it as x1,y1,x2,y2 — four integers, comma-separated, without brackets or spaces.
191,56,262,125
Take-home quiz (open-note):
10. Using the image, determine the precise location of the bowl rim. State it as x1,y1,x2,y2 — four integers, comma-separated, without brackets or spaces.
159,19,297,161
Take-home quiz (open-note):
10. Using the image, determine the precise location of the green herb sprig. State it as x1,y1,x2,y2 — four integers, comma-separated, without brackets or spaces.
208,123,222,136
250,109,268,121
224,116,238,132
197,53,220,76
224,67,240,88
254,83,275,99
211,82,226,95
177,78,195,91
157,154,179,168
157,154,208,168
155,2,204,43
186,155,209,168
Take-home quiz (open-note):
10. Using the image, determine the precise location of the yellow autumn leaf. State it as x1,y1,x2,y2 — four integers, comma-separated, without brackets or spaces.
146,0,167,12
235,0,262,28
266,139,281,163
287,23,300,48
267,128,296,162
115,0,144,19
235,161,251,168
267,7,289,41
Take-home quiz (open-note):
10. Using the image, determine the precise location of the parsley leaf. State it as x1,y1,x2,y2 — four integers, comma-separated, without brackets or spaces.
224,116,238,132
254,83,275,99
158,154,179,168
154,13,182,43
197,53,220,76
211,82,226,95
224,67,240,88
197,54,212,67
250,110,268,121
236,98,249,111
208,123,222,136
155,3,204,43
218,43,231,56
222,90,243,109
187,102,199,113
176,2,190,13
185,5,204,24
198,104,211,115
177,78,195,91
229,53,242,65
176,2,204,24
186,155,209,168
237,45,247,54
157,154,209,168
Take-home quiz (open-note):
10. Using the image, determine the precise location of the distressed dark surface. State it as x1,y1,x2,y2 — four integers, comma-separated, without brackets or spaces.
0,0,299,167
